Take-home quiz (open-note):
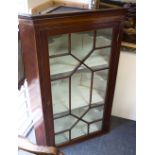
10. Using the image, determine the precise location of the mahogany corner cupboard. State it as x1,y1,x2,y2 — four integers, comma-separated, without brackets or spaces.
19,7,126,147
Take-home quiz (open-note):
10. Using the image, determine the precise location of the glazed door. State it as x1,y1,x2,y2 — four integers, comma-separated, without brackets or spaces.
47,27,114,145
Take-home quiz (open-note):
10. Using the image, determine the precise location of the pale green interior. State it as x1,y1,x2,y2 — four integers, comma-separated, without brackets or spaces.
48,28,113,145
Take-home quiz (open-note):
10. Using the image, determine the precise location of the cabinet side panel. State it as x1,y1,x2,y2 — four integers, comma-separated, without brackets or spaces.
102,22,124,131
35,31,55,146
19,20,47,145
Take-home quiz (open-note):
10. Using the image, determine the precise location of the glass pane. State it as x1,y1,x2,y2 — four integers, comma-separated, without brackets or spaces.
71,105,89,118
71,65,91,110
89,121,102,133
71,31,94,60
49,55,79,79
83,106,104,123
71,121,88,139
51,79,69,118
48,34,68,56
92,70,109,106
49,28,113,141
55,131,69,145
54,115,77,133
84,47,111,70
96,28,113,47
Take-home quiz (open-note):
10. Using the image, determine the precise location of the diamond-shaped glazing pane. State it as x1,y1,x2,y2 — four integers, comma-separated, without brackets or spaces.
48,34,68,56
49,55,80,79
71,31,94,60
71,65,91,110
91,70,109,106
71,121,88,139
84,47,111,70
55,131,69,145
71,105,89,118
96,28,113,47
51,79,69,118
54,115,78,134
89,121,102,133
83,105,104,123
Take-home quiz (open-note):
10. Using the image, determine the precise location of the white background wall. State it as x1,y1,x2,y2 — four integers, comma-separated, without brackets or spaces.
18,0,92,13
112,51,136,121
27,0,49,10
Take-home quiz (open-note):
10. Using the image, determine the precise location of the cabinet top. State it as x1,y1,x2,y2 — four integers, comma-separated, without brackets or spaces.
18,6,126,21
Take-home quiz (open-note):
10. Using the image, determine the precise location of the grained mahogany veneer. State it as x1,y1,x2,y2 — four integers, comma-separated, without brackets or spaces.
19,7,126,147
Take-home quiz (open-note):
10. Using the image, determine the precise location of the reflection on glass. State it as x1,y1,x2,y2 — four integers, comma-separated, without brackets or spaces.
49,55,79,79
96,28,113,47
48,34,68,56
83,106,104,123
92,70,109,106
71,121,88,139
51,79,69,118
71,31,94,60
84,47,111,70
89,121,102,133
55,131,69,145
71,65,91,110
54,115,77,133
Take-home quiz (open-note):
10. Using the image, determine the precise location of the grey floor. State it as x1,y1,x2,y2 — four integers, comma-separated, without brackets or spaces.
19,116,136,155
